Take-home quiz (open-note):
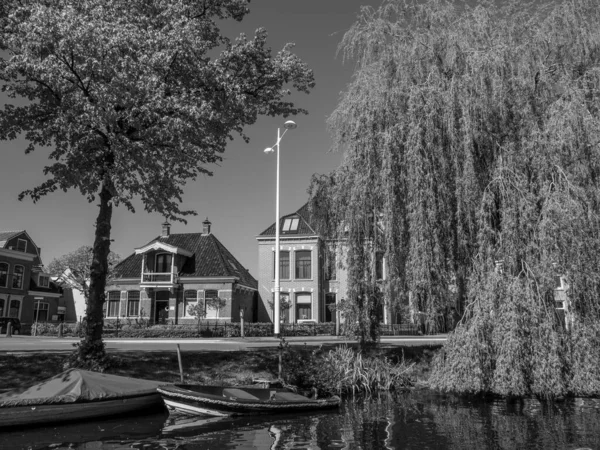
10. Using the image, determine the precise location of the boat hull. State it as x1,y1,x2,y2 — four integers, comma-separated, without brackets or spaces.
0,393,164,428
158,384,341,417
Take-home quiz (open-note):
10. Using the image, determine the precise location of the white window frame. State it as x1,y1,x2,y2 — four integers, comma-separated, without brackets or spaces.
155,253,173,273
106,291,121,318
0,262,9,288
282,217,299,232
16,238,27,253
204,289,220,319
127,291,140,317
295,292,313,322
183,289,199,317
272,250,291,280
294,250,313,280
0,294,6,316
12,265,24,289
38,275,50,288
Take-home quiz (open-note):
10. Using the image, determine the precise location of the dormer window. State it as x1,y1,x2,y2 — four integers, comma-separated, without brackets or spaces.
155,253,173,273
38,275,50,288
282,217,299,233
16,239,27,252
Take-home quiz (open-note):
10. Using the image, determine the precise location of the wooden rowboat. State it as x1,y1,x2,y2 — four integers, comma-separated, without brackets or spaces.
157,384,341,417
0,368,165,428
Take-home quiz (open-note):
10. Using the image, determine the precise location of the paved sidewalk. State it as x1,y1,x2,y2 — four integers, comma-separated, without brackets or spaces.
0,334,446,353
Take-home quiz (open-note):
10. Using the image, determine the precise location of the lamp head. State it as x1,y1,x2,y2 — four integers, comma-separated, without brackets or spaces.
283,120,297,130
264,147,274,154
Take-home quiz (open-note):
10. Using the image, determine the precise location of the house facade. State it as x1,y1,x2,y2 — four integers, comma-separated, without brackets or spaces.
107,219,258,324
0,230,65,327
257,204,397,325
256,204,349,324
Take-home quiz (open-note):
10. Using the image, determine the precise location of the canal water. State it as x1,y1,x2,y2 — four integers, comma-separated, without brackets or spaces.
2,390,600,449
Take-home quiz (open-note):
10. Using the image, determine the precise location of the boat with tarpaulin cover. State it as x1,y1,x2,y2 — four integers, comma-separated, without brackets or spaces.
157,384,341,417
0,368,165,428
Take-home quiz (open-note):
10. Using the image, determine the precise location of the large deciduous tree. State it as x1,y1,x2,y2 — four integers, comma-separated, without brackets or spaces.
0,0,314,368
47,246,121,304
309,0,600,395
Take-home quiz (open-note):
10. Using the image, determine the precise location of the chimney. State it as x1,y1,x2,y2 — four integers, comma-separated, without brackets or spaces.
203,217,212,235
161,220,171,237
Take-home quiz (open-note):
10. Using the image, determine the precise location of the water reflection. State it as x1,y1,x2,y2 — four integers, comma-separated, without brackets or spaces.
2,392,600,449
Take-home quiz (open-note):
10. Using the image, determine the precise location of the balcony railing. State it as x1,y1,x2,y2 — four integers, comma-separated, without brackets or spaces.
141,272,174,284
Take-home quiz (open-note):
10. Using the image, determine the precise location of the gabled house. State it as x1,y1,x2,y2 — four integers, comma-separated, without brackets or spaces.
0,230,65,327
107,219,258,324
257,203,397,326
256,204,349,324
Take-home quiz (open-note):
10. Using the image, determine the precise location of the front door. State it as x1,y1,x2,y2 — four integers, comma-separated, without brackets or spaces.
155,291,170,324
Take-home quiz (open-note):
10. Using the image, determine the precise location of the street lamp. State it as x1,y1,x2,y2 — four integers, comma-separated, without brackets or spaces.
264,120,297,337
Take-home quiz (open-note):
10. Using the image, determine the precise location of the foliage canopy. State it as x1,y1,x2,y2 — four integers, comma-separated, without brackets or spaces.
48,246,121,301
309,0,600,395
0,0,314,367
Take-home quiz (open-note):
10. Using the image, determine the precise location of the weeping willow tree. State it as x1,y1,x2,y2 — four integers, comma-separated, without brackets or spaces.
309,0,600,395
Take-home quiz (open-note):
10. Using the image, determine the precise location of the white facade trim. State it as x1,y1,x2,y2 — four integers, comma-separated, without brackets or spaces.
134,241,193,257
27,290,62,298
0,248,36,261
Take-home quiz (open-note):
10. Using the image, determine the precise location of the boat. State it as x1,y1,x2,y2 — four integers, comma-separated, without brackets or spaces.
0,368,166,428
157,384,341,417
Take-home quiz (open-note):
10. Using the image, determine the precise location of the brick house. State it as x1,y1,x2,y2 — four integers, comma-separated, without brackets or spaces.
107,219,258,324
257,203,398,326
256,204,348,324
0,230,65,328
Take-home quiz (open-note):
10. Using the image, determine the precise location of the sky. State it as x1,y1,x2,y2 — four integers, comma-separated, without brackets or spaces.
0,0,386,278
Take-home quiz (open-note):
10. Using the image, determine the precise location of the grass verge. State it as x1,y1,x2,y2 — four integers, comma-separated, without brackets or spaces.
0,344,441,393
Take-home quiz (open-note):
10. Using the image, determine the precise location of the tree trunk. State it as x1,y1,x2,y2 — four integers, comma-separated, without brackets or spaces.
74,181,114,367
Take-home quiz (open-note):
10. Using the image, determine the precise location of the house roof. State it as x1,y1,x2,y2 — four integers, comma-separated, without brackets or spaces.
0,230,25,247
28,277,63,295
258,203,317,237
114,233,257,289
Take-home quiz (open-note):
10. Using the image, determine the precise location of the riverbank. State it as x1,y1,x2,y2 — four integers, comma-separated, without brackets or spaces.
0,343,441,392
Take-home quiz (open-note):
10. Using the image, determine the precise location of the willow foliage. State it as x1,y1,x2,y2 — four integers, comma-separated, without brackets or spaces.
309,0,600,395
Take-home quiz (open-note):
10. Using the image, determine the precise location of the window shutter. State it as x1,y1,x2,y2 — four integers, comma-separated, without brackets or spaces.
197,290,205,312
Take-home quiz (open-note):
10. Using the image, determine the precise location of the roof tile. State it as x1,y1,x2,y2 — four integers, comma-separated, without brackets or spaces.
114,233,257,289
258,203,316,237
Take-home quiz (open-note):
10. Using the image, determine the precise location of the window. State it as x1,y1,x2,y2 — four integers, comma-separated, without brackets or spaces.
0,263,8,288
282,217,300,233
184,290,198,316
127,291,140,316
107,291,120,317
33,302,49,322
12,265,24,289
295,251,312,279
296,293,312,321
325,252,336,281
325,293,336,323
272,292,291,323
155,253,172,273
0,298,4,316
273,251,290,279
205,290,221,317
38,275,50,288
16,239,27,253
8,299,20,318
375,252,385,280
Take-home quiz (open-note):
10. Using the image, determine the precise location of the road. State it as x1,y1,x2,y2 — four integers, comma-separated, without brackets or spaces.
0,335,446,353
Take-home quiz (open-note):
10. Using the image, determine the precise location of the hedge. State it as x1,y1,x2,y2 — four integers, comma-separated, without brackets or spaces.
28,321,337,338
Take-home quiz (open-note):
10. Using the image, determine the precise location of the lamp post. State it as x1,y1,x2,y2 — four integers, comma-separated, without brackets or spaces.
264,120,297,337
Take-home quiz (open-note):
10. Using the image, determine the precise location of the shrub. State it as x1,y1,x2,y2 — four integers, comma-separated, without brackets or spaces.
281,343,414,396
